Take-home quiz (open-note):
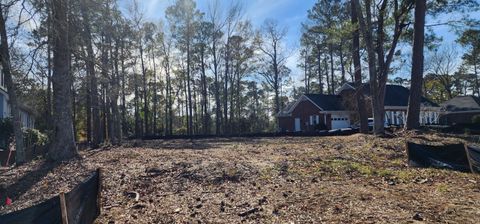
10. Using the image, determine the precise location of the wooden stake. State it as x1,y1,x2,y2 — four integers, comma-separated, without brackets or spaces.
405,142,410,166
464,144,476,174
97,168,102,214
59,192,69,224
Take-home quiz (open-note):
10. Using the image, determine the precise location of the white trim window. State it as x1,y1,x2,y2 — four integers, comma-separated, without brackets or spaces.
0,71,4,88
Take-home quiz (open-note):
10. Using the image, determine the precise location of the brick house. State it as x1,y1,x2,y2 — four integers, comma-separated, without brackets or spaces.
277,83,440,132
440,95,480,125
277,94,350,132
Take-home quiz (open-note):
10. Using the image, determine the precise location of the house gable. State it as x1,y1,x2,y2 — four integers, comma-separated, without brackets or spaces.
335,83,355,95
291,97,323,116
278,95,324,117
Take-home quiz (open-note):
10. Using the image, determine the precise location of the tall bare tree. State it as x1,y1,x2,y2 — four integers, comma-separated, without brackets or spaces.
49,0,78,161
166,0,202,136
80,0,101,147
207,0,224,135
353,0,413,135
256,19,289,115
351,0,368,133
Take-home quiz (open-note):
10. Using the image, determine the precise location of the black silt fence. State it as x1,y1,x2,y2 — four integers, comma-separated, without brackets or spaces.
407,142,480,174
139,128,359,140
466,145,480,174
0,169,102,224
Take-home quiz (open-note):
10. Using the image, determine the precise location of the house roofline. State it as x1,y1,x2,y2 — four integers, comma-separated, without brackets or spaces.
385,106,441,110
335,83,355,94
441,110,480,114
283,95,325,115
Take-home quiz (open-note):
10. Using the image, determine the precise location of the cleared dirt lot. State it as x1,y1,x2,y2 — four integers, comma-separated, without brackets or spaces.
1,133,479,223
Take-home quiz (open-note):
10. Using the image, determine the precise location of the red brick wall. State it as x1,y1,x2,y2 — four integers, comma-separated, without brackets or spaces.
326,114,332,130
278,117,294,132
278,99,328,132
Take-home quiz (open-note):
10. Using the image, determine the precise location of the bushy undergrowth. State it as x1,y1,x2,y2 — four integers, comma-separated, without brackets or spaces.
0,117,48,149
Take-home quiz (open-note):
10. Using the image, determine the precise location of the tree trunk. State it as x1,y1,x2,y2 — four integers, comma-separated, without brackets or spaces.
84,50,91,143
339,45,346,84
134,59,141,138
80,0,100,147
373,1,388,135
72,78,77,141
273,41,280,115
473,59,479,96
0,7,26,164
187,39,193,136
329,45,335,94
223,40,230,134
120,39,127,138
200,46,209,134
351,0,368,134
151,48,158,135
46,45,53,130
110,36,121,145
353,0,379,134
211,32,221,135
139,40,149,136
317,45,323,94
46,7,53,132
406,0,426,130
229,67,235,133
49,0,78,161
324,56,330,94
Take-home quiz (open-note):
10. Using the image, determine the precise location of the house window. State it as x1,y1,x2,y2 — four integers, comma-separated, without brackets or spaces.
315,115,319,124
0,71,4,88
310,116,314,125
0,93,3,118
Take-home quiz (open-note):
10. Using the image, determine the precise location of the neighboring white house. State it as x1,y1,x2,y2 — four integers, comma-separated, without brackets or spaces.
0,72,35,128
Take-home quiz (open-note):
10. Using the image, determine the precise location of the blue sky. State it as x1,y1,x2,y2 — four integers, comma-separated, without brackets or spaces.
119,0,478,86
119,0,316,84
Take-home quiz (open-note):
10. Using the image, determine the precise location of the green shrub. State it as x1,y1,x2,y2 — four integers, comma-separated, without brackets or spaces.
23,128,48,147
0,118,13,149
472,115,480,124
0,118,48,150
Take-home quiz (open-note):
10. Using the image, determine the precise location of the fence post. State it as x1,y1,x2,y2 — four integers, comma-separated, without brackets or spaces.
464,144,476,174
97,168,102,214
405,142,410,166
59,192,69,224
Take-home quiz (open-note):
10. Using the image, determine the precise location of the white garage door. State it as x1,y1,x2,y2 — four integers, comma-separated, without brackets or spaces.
331,116,350,129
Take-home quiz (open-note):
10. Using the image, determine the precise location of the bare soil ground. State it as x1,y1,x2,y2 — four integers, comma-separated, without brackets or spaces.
1,133,479,223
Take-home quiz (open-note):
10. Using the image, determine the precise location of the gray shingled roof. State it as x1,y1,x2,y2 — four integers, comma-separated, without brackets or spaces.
441,96,480,112
304,94,345,111
352,83,439,107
